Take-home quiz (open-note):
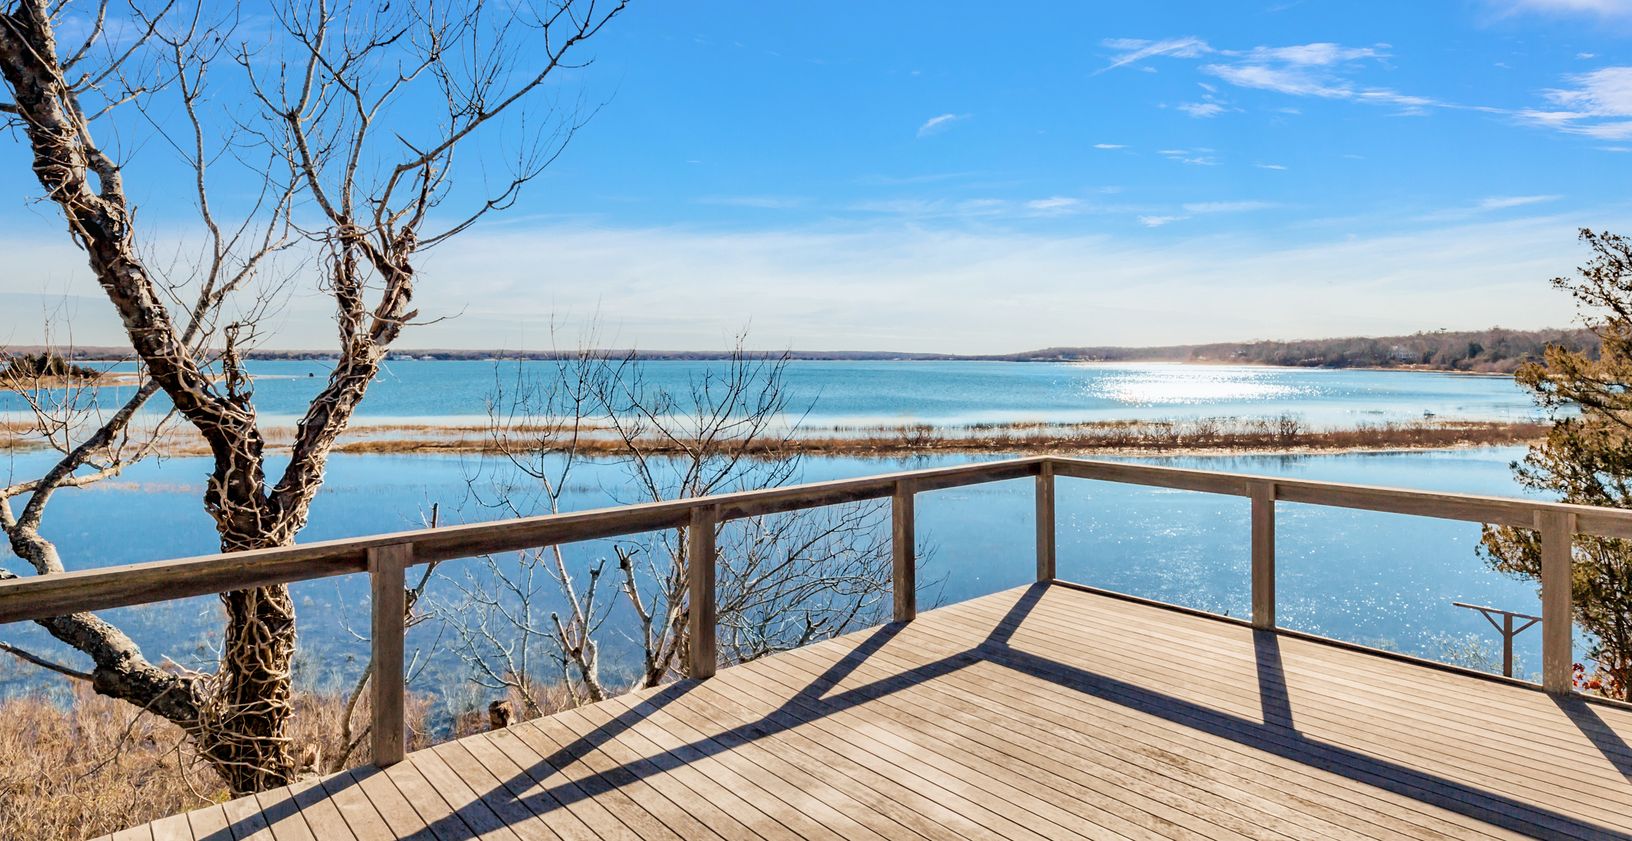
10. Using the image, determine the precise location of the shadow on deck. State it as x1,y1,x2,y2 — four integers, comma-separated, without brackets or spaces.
114,583,1632,841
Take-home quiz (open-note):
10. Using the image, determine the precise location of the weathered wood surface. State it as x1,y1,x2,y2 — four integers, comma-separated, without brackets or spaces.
369,543,412,767
98,584,1632,841
892,481,916,622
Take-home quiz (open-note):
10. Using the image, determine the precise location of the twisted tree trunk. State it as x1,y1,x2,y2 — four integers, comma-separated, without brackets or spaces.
1,1,301,791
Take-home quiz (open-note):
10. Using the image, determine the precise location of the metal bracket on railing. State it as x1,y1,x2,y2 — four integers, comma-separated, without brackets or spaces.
1453,601,1540,678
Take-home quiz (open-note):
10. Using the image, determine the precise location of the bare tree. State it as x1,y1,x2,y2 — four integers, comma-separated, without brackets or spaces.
445,340,904,707
0,0,624,792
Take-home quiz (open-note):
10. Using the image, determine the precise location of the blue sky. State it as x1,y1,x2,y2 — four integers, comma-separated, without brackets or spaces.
4,0,1632,352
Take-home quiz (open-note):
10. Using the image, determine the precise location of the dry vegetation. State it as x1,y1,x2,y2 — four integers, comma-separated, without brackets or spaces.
0,672,572,840
0,416,1550,460
0,683,224,840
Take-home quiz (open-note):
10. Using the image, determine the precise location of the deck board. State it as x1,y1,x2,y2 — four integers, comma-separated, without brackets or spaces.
99,583,1632,840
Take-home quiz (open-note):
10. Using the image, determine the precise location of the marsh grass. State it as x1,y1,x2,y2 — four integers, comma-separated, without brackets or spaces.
0,674,575,840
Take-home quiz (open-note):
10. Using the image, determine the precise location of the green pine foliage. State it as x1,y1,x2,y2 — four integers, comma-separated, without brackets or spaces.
1481,229,1632,699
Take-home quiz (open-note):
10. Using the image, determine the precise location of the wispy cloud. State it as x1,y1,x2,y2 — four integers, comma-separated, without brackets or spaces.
1201,44,1443,113
1107,36,1461,116
1497,0,1632,18
1026,197,1081,212
1177,102,1227,118
1243,43,1384,65
1158,148,1219,166
1413,194,1564,222
1098,37,1212,73
1478,194,1563,209
1255,163,1289,170
4,214,1588,352
917,113,970,138
1138,215,1188,227
1092,143,1127,150
844,195,1111,221
1182,200,1279,213
696,195,807,209
854,171,981,186
1521,67,1632,139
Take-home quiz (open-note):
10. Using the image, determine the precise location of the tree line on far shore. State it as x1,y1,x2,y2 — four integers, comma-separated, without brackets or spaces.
1018,327,1601,373
11,326,1601,373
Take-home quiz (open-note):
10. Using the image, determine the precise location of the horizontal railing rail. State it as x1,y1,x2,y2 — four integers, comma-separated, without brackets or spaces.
0,454,1614,765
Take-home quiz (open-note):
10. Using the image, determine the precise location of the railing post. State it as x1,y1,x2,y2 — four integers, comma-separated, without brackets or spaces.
1538,509,1576,694
1036,461,1056,582
1250,481,1276,630
368,542,412,767
688,505,718,680
892,480,916,622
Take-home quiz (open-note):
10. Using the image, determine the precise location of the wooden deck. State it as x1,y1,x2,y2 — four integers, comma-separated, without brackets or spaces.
106,583,1632,841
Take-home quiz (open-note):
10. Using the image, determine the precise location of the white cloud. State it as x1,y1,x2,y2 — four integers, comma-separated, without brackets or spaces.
1499,0,1632,17
697,195,806,209
1098,37,1212,72
916,113,969,138
1413,194,1565,222
1138,215,1188,227
1177,102,1227,118
1,214,1597,352
1524,67,1632,139
1092,143,1127,150
1255,163,1289,170
843,195,1127,221
1205,62,1353,98
1100,36,1456,115
1026,197,1081,211
1479,195,1563,209
1182,200,1279,213
1243,43,1384,66
1158,148,1219,165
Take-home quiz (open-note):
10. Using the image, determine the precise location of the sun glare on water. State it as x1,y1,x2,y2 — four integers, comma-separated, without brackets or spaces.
1090,366,1309,407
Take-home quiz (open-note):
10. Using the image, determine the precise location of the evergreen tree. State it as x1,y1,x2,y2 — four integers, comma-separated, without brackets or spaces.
1481,229,1632,699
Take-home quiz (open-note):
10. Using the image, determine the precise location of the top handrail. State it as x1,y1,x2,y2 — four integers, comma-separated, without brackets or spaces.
0,456,1044,624
0,453,1622,626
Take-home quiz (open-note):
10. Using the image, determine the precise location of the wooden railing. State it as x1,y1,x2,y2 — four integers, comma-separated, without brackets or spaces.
0,455,1622,766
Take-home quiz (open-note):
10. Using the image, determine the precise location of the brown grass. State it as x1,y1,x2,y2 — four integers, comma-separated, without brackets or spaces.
2,416,1546,459
0,673,582,840
0,684,224,841
326,417,1548,459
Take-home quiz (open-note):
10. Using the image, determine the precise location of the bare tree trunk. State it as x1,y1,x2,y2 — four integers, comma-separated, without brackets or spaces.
1,0,624,793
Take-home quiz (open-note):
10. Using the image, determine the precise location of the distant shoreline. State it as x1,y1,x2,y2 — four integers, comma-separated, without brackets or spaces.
6,325,1589,375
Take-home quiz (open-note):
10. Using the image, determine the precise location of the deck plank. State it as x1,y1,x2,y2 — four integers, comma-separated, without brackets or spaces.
876,612,1516,840
145,812,194,841
1006,588,1632,786
104,583,1632,841
950,588,1632,825
311,768,396,841
600,690,944,840
542,705,784,841
248,784,319,841
668,678,1028,840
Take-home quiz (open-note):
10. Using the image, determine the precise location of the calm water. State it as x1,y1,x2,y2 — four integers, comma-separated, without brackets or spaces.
0,443,1560,706
2,359,1542,427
